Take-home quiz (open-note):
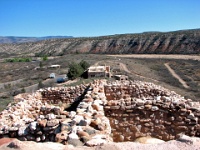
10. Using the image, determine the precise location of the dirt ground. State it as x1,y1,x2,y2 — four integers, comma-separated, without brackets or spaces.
1,139,200,150
108,54,200,61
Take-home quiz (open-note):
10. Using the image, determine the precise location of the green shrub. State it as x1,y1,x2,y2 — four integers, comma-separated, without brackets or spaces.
42,55,48,61
5,57,32,62
67,60,90,80
21,88,26,93
38,81,44,89
79,60,90,70
67,62,84,80
39,61,43,68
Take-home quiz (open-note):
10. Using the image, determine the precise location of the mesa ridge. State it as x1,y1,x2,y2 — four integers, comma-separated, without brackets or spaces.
0,29,200,56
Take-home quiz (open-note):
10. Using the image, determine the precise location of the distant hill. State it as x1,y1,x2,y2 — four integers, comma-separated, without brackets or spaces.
0,36,73,44
0,29,200,56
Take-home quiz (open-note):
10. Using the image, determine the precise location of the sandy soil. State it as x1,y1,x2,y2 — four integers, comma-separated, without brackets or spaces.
1,139,200,150
108,54,200,61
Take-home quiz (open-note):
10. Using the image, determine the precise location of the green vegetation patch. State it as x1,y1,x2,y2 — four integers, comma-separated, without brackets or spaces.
5,57,32,62
67,60,90,80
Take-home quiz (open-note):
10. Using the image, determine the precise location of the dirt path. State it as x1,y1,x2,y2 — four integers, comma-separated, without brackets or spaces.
119,63,158,82
57,79,78,86
108,54,200,61
164,63,189,89
0,79,24,89
119,63,131,73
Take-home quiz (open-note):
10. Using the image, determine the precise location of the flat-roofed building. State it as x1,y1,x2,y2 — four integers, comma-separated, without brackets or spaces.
114,75,128,81
87,66,110,78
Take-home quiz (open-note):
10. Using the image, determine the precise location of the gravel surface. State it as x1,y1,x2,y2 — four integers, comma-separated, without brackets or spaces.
1,139,200,150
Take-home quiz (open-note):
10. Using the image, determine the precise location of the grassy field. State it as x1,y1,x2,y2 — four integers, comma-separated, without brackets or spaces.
0,54,199,111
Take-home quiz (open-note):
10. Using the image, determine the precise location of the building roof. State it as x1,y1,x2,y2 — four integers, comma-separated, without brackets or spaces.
49,65,61,68
88,66,107,72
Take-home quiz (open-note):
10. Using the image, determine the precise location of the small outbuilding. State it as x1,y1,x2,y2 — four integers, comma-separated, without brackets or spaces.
114,75,128,81
48,65,61,69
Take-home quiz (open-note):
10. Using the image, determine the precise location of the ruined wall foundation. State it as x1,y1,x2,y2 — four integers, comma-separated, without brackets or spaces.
0,80,200,146
104,81,200,141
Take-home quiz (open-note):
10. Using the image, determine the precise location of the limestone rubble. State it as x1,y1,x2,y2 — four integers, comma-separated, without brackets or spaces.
0,79,200,146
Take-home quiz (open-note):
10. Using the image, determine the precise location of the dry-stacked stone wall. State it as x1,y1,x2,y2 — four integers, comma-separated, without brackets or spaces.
0,79,200,146
0,82,112,146
40,85,87,105
104,80,200,142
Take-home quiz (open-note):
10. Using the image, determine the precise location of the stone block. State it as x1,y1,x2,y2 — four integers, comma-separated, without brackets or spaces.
29,121,37,131
144,105,152,110
47,119,59,127
18,126,29,136
151,106,159,111
110,106,120,109
55,131,68,142
177,126,188,131
140,119,151,123
77,130,90,138
38,119,47,127
126,110,133,113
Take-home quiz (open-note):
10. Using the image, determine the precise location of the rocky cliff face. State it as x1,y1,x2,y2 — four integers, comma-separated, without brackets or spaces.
0,29,200,56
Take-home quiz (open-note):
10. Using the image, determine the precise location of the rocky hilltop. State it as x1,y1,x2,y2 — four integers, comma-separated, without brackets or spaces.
0,79,200,148
0,29,200,56
0,36,73,44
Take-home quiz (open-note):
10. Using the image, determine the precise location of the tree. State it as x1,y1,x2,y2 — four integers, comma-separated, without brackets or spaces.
67,60,90,80
67,62,84,80
38,81,44,89
21,88,26,93
39,61,43,68
79,60,90,70
42,55,48,61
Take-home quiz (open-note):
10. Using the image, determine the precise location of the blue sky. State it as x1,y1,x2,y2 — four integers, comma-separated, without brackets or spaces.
0,0,200,37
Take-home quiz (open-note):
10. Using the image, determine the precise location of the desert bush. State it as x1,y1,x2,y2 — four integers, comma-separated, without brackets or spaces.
67,62,84,79
21,88,26,93
4,84,11,89
38,81,44,89
79,60,90,70
42,55,48,61
67,60,90,80
5,57,32,62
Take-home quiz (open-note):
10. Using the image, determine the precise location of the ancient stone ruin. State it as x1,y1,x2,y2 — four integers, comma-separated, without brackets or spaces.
0,79,200,146
104,81,200,142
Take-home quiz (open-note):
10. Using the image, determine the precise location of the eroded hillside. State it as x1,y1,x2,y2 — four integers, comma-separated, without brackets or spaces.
0,29,200,57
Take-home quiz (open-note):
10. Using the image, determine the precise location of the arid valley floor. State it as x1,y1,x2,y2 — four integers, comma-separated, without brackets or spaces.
0,54,200,150
0,54,200,111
